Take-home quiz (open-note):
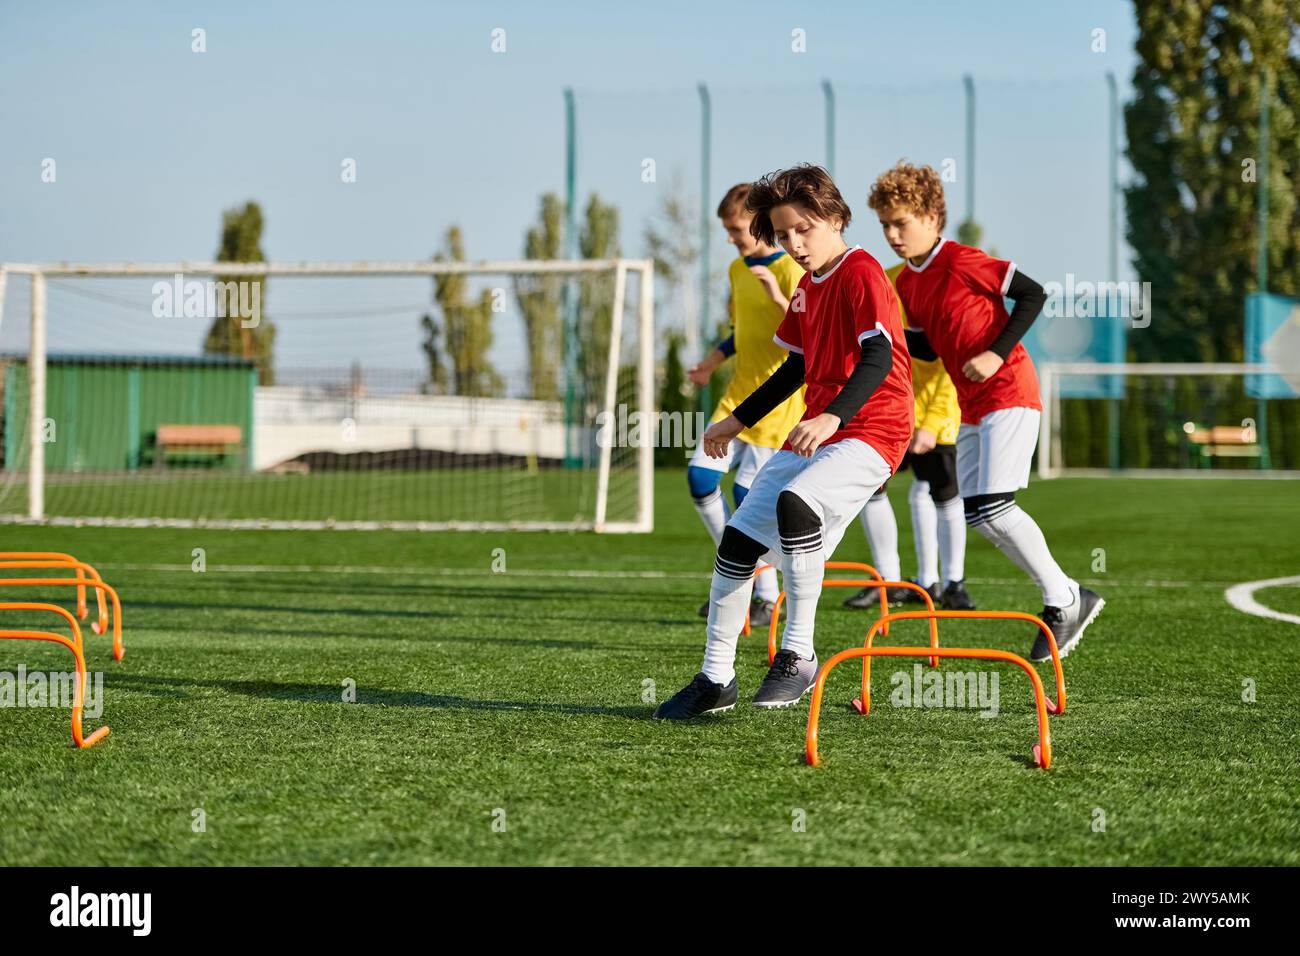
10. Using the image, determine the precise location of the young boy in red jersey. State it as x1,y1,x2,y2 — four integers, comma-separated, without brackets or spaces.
868,161,1103,661
655,165,914,719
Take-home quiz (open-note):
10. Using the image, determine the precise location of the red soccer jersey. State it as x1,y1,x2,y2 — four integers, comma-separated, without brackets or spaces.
773,246,913,470
894,239,1041,425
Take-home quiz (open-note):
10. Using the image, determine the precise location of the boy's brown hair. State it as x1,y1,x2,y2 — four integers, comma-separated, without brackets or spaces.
744,164,852,246
716,183,751,219
867,161,947,230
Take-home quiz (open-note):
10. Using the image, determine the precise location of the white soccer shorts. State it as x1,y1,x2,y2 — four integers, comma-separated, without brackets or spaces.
955,406,1041,497
688,435,777,491
727,438,893,559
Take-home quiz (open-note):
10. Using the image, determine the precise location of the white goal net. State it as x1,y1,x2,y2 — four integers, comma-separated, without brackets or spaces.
0,260,655,532
1038,361,1300,478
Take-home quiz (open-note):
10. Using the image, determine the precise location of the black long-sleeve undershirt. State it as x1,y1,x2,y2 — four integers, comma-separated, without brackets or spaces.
733,353,805,428
988,269,1046,359
905,328,938,361
823,334,893,428
900,267,1048,365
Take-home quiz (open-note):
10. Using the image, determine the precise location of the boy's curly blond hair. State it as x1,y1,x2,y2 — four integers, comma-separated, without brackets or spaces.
868,161,947,230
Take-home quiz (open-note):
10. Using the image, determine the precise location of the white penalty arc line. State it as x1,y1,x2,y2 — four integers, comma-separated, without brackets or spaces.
1224,576,1300,626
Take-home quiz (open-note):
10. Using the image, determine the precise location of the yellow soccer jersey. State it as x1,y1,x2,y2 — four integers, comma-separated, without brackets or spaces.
885,262,960,445
714,251,806,448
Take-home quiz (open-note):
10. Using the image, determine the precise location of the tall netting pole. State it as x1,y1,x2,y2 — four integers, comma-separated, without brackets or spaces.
1256,68,1273,470
696,82,712,416
822,79,836,177
1107,71,1122,470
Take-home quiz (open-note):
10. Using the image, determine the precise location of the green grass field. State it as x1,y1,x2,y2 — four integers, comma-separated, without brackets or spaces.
1,470,1298,865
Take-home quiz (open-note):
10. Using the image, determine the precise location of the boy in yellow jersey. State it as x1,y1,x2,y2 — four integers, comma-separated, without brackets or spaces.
844,261,977,611
686,183,806,626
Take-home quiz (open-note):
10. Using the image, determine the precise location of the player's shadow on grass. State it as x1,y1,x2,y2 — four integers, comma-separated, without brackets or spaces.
121,597,456,621
136,578,683,605
96,621,646,649
103,672,650,718
114,601,684,636
166,625,615,649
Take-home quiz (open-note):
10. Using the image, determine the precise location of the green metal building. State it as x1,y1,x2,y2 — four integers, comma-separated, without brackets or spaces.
2,354,256,472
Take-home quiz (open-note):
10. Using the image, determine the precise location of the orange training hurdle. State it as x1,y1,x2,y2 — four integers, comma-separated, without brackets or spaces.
742,560,940,668
806,644,1054,769
743,561,890,637
0,552,108,629
766,577,940,668
852,610,1065,717
0,563,124,661
804,610,1067,770
0,602,109,748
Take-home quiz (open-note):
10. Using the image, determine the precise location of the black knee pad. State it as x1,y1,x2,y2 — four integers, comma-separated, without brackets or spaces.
964,492,1015,527
716,526,767,580
776,490,821,538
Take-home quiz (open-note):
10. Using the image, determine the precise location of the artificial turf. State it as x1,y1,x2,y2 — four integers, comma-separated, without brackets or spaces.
0,470,1297,865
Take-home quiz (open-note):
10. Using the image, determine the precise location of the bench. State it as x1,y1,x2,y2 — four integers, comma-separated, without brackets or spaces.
1185,424,1260,464
154,424,243,469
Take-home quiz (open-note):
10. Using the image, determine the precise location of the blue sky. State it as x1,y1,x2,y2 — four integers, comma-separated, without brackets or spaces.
0,0,1139,375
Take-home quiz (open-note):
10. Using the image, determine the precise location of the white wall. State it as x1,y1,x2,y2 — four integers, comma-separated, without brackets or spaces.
253,387,566,470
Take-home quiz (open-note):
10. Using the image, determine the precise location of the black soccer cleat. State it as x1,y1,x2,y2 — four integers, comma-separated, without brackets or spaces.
1031,586,1105,661
752,650,819,708
697,600,710,619
842,579,937,609
653,673,738,720
941,579,977,611
842,586,880,609
748,596,779,628
895,580,942,606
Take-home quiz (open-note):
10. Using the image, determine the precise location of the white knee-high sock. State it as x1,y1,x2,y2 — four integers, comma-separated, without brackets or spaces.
909,480,938,588
860,490,900,581
701,553,757,685
692,488,729,546
972,504,1075,608
936,496,966,586
779,544,823,660
753,551,780,603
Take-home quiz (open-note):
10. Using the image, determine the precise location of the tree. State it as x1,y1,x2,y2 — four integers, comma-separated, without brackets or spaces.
204,201,277,384
513,193,564,401
645,171,735,410
577,194,621,392
419,313,449,395
644,168,704,359
424,226,503,398
957,219,983,248
1124,1,1300,362
657,332,691,467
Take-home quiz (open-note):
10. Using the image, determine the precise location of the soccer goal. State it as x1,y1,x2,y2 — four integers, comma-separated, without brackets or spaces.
0,259,655,532
1037,361,1300,478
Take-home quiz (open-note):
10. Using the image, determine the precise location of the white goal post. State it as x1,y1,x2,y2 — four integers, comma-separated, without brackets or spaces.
0,259,656,533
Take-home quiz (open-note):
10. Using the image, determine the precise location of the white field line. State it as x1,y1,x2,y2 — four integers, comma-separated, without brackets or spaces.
100,563,686,578
1223,576,1300,626
95,562,1234,589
